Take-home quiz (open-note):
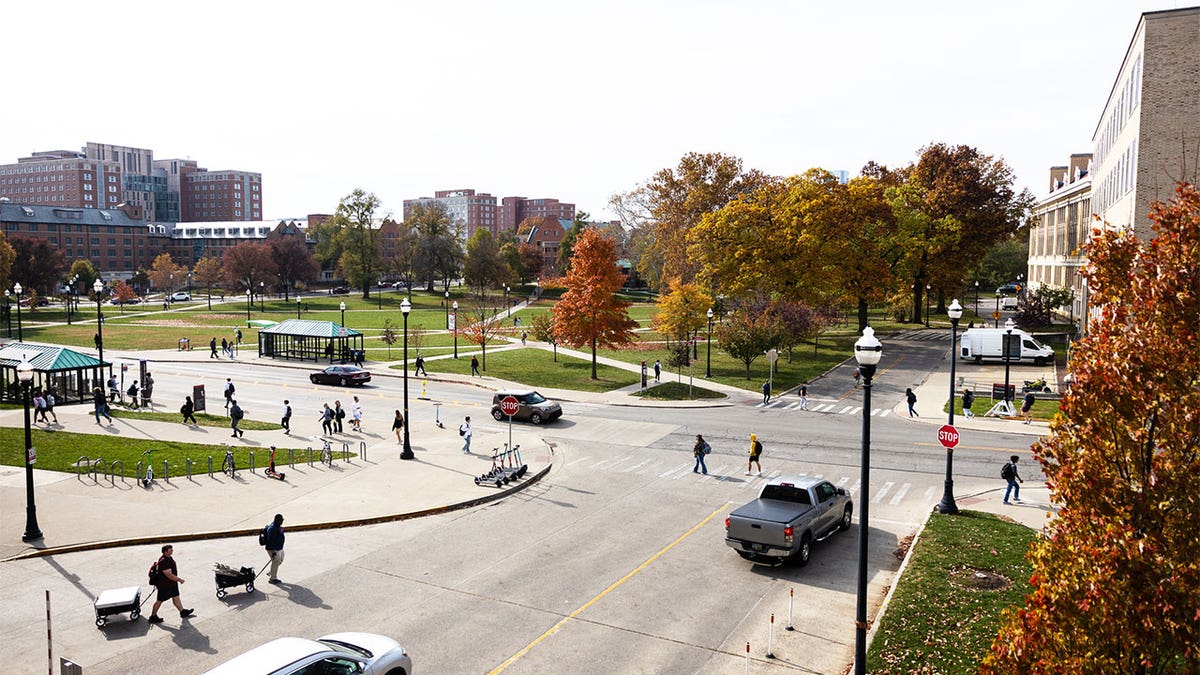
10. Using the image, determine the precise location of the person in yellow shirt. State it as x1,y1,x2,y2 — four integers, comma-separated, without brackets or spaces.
746,433,763,476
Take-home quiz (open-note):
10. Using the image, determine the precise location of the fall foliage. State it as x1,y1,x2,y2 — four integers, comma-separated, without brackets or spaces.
982,184,1200,673
551,228,638,379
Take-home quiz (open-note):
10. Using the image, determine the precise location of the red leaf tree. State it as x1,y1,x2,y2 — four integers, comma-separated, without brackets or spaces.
983,184,1200,673
550,228,638,379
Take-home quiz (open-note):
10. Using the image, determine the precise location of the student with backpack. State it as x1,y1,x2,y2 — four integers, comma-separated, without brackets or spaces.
1002,455,1023,504
32,391,47,425
146,544,193,624
127,381,140,409
334,400,345,433
229,400,245,438
281,400,293,435
223,378,235,409
746,433,763,477
962,389,975,418
693,434,711,475
43,391,58,424
906,387,918,417
260,514,286,584
180,396,197,425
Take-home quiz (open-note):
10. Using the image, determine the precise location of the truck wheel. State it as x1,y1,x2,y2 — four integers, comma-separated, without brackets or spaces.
1034,357,1046,366
974,356,983,365
795,534,812,567
840,505,853,532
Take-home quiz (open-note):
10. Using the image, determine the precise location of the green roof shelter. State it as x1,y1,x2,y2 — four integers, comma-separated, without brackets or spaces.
256,319,365,364
0,342,110,405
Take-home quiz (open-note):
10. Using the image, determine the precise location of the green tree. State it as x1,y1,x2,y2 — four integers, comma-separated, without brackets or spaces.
551,228,638,379
192,256,223,310
983,183,1200,673
556,211,591,274
500,241,528,284
530,312,558,361
67,259,99,294
315,189,384,300
409,202,464,294
0,231,15,294
462,228,511,299
972,236,1030,288
717,299,782,379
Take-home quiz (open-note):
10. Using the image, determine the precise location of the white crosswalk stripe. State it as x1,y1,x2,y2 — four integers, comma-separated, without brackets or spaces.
872,481,895,504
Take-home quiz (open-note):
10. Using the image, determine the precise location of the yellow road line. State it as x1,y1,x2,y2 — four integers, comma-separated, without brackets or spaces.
487,501,732,674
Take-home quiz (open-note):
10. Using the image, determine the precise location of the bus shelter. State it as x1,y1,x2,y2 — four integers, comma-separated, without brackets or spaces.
0,342,110,404
256,319,364,364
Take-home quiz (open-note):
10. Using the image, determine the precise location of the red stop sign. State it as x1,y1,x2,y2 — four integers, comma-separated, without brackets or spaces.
937,424,959,449
499,395,520,417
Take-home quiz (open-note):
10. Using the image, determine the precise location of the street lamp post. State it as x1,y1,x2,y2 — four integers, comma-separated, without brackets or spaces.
974,281,980,321
4,291,10,338
924,284,932,328
339,301,346,327
187,272,192,296
705,308,714,378
296,296,301,320
937,299,963,515
452,300,459,359
68,275,78,325
14,283,23,342
245,291,251,321
93,279,105,368
259,282,265,312
400,298,414,460
444,291,450,329
1003,318,1015,412
852,327,882,675
17,357,43,542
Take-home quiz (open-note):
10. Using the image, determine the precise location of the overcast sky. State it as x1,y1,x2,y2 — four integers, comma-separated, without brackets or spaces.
1,1,1185,221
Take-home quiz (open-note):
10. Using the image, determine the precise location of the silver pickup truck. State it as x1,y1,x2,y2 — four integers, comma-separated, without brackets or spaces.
724,476,853,565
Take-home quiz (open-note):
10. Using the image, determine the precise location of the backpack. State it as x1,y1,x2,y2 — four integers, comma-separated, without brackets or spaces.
232,406,244,421
227,382,235,394
702,442,711,455
46,393,55,407
336,408,345,420
258,525,269,547
148,559,163,585
128,384,137,396
459,425,467,437
180,404,188,415
1001,462,1016,480
753,440,763,456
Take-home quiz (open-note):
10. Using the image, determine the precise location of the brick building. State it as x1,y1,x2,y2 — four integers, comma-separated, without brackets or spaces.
498,196,575,234
403,189,496,240
1028,154,1092,324
0,201,167,280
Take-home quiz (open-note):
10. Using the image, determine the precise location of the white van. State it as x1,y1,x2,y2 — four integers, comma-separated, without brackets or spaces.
960,327,1054,366
998,295,1018,311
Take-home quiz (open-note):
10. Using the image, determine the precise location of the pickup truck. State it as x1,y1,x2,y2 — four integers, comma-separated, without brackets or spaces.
724,476,853,566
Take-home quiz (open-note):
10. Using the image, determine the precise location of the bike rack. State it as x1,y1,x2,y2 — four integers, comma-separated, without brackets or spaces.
185,458,193,480
360,441,367,461
342,442,351,463
135,460,144,481
207,455,214,478
91,458,107,483
107,460,124,484
249,450,256,474
162,460,169,483
287,447,295,468
76,456,92,481
307,446,313,467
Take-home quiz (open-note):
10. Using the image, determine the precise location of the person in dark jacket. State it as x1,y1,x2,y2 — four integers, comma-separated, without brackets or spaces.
92,386,112,424
229,400,245,438
181,396,197,425
263,514,286,584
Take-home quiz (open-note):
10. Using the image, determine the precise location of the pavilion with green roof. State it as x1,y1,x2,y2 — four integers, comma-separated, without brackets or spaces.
256,319,365,363
0,342,110,404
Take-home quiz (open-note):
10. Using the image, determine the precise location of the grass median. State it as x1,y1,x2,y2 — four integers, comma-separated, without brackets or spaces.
867,510,1036,673
631,381,724,400
0,427,271,475
108,409,283,431
396,346,640,393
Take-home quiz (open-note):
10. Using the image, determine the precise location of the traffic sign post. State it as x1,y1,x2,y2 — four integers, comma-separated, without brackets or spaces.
500,395,520,451
937,424,959,449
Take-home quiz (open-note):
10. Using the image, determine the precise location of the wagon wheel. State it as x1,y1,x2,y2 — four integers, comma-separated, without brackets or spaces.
216,588,227,599
474,477,481,485
130,609,141,621
494,479,503,488
96,617,106,627
246,582,255,593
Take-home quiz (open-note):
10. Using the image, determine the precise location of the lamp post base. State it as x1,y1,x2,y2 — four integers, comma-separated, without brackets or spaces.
936,480,959,515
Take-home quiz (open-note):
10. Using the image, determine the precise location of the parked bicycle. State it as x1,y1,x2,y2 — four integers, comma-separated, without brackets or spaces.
321,440,333,467
222,445,236,478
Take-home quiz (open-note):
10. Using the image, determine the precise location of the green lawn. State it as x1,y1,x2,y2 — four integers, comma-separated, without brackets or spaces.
108,409,283,431
393,346,640,393
868,511,1036,673
944,397,1062,420
630,381,724,400
0,427,270,476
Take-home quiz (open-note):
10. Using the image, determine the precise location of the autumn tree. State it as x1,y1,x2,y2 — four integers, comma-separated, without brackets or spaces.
381,318,398,359
269,234,319,301
223,242,278,295
983,184,1200,673
652,279,713,375
717,298,783,379
111,280,136,313
0,231,15,293
148,253,188,294
551,228,638,379
192,256,224,310
9,236,65,295
314,189,384,299
1013,284,1074,328
530,312,558,361
518,242,544,280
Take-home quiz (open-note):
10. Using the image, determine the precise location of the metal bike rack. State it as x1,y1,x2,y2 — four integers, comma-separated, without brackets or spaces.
287,447,295,468
76,456,92,481
360,441,367,461
207,455,214,478
135,460,144,481
249,450,256,474
92,458,107,483
162,460,169,483
185,458,193,481
106,460,124,484
307,446,313,467
342,442,351,463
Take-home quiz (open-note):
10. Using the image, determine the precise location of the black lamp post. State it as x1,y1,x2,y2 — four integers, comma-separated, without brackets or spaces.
187,272,192,296
245,291,251,321
339,301,346,327
452,300,459,359
924,283,932,328
852,327,882,675
17,357,43,542
400,298,414,460
974,281,980,321
937,299,963,515
296,296,301,320
4,290,10,338
705,307,714,378
14,282,23,342
444,291,450,329
67,275,78,325
1003,318,1015,411
259,282,265,312
93,279,105,367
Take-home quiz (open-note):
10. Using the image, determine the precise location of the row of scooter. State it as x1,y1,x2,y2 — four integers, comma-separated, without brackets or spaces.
474,444,528,487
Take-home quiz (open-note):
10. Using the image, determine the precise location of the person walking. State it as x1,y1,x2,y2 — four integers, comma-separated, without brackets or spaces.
92,386,112,424
905,387,918,417
692,434,711,475
126,380,140,409
334,400,345,433
319,403,334,436
262,514,286,584
799,384,809,411
962,389,975,418
761,380,771,404
1002,455,1024,504
653,359,662,382
107,374,120,403
181,396,197,425
209,337,219,359
1021,391,1036,425
350,396,363,432
520,331,527,346
853,367,861,388
745,433,763,477
391,409,405,443
229,400,245,438
142,372,154,408
281,400,293,435
146,544,193,624
470,355,480,377
221,337,230,359
223,378,235,410
32,390,48,425
460,416,473,453
414,354,426,376
43,390,58,425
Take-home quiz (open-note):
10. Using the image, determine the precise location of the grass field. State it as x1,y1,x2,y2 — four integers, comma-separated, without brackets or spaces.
630,381,724,400
0,427,266,475
393,345,641,393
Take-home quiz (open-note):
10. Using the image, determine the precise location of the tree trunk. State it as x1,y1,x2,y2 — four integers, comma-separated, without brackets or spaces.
591,338,598,380
912,282,923,325
857,297,869,332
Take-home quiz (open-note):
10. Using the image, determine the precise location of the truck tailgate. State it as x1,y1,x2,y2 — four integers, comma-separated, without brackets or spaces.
727,499,813,546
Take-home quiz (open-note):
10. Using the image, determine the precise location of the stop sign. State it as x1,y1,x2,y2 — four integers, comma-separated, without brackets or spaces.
937,424,959,449
499,395,520,417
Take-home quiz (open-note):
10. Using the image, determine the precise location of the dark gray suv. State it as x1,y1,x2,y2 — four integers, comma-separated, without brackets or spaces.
491,390,562,424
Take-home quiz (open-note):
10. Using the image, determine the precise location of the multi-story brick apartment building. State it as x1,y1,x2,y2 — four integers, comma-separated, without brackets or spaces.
498,196,575,234
0,201,168,279
404,189,576,240
1028,154,1092,325
0,142,260,223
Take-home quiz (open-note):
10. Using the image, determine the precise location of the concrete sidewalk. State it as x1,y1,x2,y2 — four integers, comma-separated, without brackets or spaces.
0,403,554,562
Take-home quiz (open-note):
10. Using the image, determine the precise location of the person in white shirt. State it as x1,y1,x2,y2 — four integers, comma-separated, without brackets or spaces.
460,416,473,454
350,396,363,432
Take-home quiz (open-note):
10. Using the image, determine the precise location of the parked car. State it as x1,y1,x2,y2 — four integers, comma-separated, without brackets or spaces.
310,365,372,387
329,286,351,295
202,632,412,675
390,281,408,289
996,282,1022,295
109,297,141,305
490,390,562,424
169,291,191,301
725,476,853,566
22,297,50,307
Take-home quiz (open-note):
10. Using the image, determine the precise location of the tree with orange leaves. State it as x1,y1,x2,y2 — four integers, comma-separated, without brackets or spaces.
983,184,1200,673
551,228,638,379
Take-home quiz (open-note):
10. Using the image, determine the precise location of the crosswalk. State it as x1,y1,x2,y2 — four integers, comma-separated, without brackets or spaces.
562,455,939,506
756,398,891,416
890,329,950,341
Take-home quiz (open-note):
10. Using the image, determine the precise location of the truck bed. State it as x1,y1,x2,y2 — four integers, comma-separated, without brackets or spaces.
729,498,814,524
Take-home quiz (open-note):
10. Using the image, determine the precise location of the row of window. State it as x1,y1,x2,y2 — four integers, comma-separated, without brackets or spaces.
1093,138,1139,218
0,162,109,174
1095,54,1142,167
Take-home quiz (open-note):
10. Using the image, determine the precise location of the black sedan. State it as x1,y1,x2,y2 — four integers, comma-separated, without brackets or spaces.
309,365,372,387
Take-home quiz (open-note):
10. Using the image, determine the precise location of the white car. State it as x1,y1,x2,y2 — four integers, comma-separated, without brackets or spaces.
203,632,412,675
169,292,191,301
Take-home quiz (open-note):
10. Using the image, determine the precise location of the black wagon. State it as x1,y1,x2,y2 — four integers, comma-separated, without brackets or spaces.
214,563,258,599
